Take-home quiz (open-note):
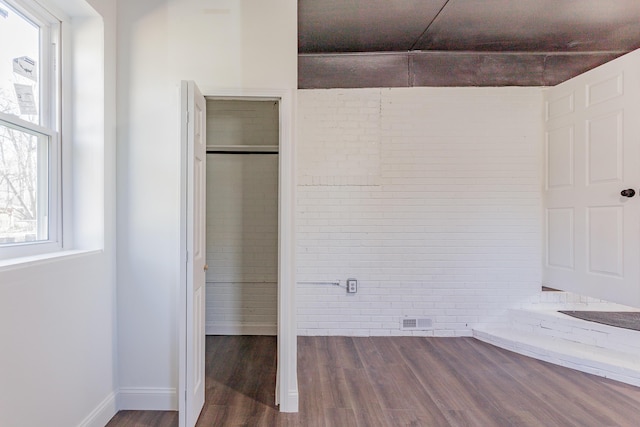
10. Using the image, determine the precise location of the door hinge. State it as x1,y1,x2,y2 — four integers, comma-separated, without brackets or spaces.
186,110,190,124
186,251,189,263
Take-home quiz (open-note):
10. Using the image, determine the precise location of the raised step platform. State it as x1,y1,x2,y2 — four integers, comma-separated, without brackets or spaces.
474,307,640,388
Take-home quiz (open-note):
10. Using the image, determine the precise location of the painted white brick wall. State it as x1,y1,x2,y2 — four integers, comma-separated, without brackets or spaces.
297,87,544,336
297,89,381,186
205,100,279,335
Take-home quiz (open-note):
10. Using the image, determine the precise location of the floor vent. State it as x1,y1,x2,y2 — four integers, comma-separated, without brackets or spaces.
401,317,433,330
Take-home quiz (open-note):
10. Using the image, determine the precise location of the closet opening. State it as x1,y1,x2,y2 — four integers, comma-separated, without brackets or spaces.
203,97,280,409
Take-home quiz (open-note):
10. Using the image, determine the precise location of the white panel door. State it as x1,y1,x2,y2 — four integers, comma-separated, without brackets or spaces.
184,80,207,425
544,52,640,307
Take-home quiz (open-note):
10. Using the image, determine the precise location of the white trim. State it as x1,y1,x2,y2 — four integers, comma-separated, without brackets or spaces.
178,81,189,427
0,115,61,257
0,248,100,270
0,0,63,259
206,322,277,336
76,392,117,427
275,88,298,412
204,95,281,102
1,0,61,130
117,387,178,411
284,390,299,414
0,111,56,134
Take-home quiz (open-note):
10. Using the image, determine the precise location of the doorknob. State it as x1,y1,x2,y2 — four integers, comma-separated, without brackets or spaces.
621,189,636,198
204,264,209,271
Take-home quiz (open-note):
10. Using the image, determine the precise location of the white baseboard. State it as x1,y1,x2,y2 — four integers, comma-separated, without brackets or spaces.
280,389,299,413
117,387,178,410
77,392,118,427
206,322,277,335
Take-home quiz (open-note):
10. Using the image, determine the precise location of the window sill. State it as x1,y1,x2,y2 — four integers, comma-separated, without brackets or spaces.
0,249,103,272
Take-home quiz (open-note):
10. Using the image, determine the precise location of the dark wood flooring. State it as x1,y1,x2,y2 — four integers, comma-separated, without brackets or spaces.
106,335,640,426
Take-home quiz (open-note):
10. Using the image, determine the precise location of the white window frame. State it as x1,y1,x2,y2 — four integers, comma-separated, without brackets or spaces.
0,0,62,260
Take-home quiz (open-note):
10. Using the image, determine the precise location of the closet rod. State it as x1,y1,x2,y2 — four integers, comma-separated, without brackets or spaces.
206,144,279,154
206,150,278,154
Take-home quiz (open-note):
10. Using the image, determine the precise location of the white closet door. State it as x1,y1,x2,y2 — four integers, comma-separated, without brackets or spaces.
183,80,207,426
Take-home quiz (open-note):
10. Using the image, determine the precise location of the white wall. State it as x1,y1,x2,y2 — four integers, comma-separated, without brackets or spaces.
116,0,297,410
205,101,279,335
206,154,278,335
0,253,115,427
206,100,279,147
0,0,118,426
297,87,544,336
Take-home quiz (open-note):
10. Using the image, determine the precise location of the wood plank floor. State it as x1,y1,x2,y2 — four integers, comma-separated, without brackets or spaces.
106,335,640,426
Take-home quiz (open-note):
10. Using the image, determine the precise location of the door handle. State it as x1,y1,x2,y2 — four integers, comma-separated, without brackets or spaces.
621,189,636,198
204,264,209,271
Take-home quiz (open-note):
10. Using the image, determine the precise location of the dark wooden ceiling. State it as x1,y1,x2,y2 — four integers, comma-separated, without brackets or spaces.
298,0,640,88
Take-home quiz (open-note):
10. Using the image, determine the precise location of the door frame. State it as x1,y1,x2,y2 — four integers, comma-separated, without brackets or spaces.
178,87,298,425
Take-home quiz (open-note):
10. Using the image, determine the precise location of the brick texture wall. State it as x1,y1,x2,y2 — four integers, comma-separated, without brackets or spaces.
296,87,544,336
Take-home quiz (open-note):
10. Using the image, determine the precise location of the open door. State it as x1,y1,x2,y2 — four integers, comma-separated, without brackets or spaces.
544,52,640,307
180,80,207,426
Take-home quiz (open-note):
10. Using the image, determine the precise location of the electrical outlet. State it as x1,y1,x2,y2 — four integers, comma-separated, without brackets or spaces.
346,278,357,293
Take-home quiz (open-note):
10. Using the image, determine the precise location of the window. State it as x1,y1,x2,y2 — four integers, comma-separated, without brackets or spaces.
0,0,60,258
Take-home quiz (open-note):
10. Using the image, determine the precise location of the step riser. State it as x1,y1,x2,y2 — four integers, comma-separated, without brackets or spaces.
475,299,640,389
508,309,640,355
474,329,640,388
